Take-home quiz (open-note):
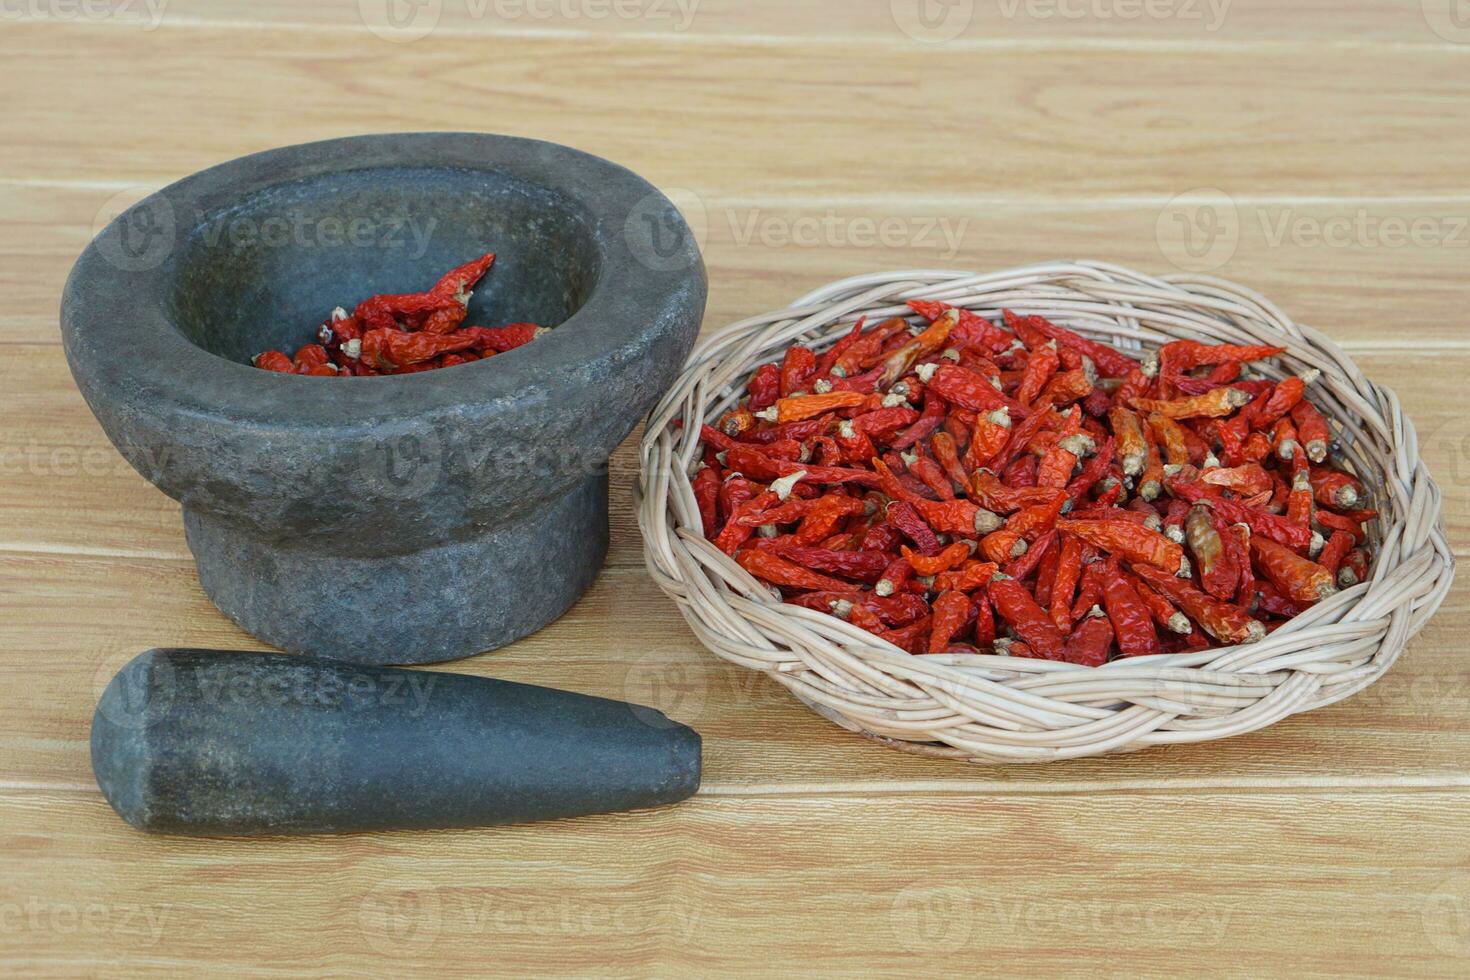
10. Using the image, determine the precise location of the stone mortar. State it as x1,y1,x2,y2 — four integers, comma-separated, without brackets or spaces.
62,133,706,664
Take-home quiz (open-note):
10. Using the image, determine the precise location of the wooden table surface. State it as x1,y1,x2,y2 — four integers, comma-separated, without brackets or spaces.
3,2,1468,975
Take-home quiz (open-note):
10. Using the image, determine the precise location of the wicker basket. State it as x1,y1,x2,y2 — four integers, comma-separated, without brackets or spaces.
636,263,1455,762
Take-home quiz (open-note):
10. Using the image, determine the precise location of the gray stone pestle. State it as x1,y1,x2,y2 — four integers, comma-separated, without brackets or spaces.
91,649,701,835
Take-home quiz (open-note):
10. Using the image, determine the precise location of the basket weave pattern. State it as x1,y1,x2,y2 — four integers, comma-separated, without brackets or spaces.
636,264,1455,762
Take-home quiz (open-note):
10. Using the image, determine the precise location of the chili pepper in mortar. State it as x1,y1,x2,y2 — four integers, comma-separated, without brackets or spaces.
253,252,546,376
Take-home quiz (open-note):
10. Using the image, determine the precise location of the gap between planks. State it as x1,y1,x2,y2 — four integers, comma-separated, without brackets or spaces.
7,776,1470,800
7,14,1470,55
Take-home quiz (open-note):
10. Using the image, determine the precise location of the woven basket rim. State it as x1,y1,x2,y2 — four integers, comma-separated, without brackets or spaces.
636,262,1456,763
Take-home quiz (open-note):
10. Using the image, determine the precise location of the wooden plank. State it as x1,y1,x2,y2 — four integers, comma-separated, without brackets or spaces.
12,184,1470,348
7,0,1454,44
1,549,1465,794
4,344,1465,561
0,789,1466,977
2,23,1469,196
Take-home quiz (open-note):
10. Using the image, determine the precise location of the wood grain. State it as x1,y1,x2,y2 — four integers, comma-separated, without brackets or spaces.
1,553,1466,795
4,4,1468,975
1,791,1467,977
9,0,1457,44
3,23,1469,197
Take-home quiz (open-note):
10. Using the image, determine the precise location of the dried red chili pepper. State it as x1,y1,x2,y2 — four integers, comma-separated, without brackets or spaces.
736,549,859,593
1291,400,1332,463
747,363,782,412
1131,387,1253,420
885,500,942,555
902,541,973,577
1249,535,1338,604
1055,519,1187,576
1185,504,1238,601
1130,575,1192,635
1338,547,1370,588
757,391,869,424
253,350,295,374
1131,563,1265,646
1101,559,1161,657
989,577,1067,661
927,364,1027,417
1063,609,1114,666
929,590,974,653
1309,466,1364,510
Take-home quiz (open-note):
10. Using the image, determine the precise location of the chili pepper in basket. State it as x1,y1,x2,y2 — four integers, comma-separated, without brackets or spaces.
1131,387,1253,420
929,590,975,653
1249,536,1338,605
736,549,860,594
1063,609,1115,666
698,304,1367,667
989,577,1067,661
1055,519,1187,576
1291,400,1332,463
1338,547,1371,588
1309,467,1364,510
1130,563,1266,646
1130,575,1192,635
1101,559,1161,657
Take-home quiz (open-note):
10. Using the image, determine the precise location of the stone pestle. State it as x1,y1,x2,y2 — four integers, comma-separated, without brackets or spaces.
91,649,701,835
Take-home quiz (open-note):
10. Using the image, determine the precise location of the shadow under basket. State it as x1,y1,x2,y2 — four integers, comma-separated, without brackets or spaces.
636,263,1455,763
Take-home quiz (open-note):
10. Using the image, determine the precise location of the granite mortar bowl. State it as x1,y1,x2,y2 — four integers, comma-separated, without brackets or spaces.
62,133,706,664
